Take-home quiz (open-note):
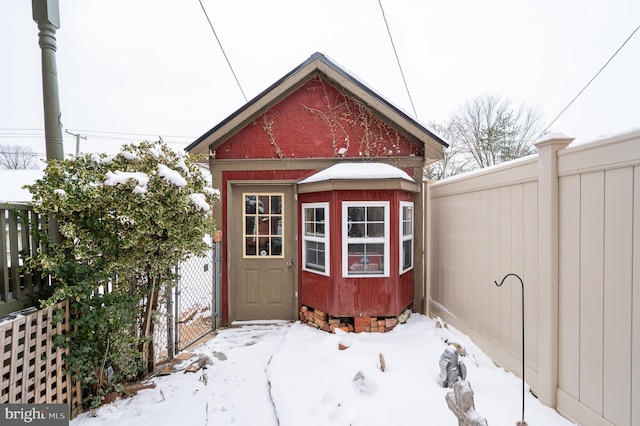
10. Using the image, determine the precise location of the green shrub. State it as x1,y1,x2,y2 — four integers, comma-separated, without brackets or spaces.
24,140,218,408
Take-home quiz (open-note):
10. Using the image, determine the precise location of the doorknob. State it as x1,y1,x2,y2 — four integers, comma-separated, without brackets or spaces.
286,260,293,267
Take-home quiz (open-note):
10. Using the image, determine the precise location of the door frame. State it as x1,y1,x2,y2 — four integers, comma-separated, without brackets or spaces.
227,180,298,322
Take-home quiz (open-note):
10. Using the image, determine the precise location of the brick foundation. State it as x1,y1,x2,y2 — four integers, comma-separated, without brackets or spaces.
299,305,401,333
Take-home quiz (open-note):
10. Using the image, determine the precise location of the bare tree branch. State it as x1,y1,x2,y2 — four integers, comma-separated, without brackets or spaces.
426,95,545,180
451,95,544,169
0,144,40,169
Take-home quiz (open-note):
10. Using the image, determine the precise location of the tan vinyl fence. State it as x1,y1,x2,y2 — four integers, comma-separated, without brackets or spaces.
427,129,640,426
0,299,81,415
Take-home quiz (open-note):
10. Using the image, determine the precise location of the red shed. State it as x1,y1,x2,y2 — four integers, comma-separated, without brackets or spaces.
186,53,447,327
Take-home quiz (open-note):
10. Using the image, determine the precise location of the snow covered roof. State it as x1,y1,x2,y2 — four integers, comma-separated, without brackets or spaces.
299,162,414,184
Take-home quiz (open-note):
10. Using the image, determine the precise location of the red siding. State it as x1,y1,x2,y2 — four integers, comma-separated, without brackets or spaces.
299,189,416,318
298,191,335,314
213,77,422,160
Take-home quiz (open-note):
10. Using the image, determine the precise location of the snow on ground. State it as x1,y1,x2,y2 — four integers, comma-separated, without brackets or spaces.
71,315,575,426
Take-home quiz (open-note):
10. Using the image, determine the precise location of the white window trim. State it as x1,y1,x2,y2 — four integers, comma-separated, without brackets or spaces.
302,202,330,276
400,201,414,274
342,201,390,278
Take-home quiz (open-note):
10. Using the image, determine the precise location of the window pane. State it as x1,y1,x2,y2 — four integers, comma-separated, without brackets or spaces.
271,237,282,256
316,223,325,236
347,243,383,274
348,206,365,236
258,217,269,235
272,216,282,235
245,237,257,256
367,222,384,238
315,207,324,222
367,206,384,221
403,220,412,236
305,208,314,222
305,222,314,236
317,249,325,267
246,216,256,236
245,195,257,214
403,240,412,270
348,222,363,238
271,195,282,214
402,205,413,236
305,241,325,272
306,246,317,266
348,206,364,220
403,205,413,220
367,243,384,256
259,195,270,213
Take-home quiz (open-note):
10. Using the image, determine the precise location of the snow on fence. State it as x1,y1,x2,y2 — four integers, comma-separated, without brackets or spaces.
0,299,82,416
428,129,640,426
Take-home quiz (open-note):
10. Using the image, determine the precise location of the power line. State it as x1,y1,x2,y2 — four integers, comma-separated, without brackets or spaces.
377,0,418,118
541,24,640,136
197,0,248,103
0,129,195,143
67,129,197,139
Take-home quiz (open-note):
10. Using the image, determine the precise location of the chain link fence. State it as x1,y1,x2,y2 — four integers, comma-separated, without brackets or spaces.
153,242,217,363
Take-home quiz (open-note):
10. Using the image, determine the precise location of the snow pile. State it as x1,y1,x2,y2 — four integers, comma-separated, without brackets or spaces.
267,316,572,426
103,171,149,188
157,164,187,187
71,316,574,426
299,162,414,184
118,151,138,161
203,186,221,199
188,193,210,212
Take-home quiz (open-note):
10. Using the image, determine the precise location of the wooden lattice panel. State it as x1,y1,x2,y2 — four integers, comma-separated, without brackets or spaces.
0,300,81,414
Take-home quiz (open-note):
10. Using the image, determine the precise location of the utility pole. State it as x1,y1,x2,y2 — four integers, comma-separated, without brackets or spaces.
65,129,87,156
33,0,63,245
32,0,64,161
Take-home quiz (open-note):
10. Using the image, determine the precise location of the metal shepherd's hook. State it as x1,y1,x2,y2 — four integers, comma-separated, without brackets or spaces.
495,273,526,425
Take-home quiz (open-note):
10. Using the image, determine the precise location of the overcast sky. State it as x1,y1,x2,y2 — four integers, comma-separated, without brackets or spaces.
2,0,639,158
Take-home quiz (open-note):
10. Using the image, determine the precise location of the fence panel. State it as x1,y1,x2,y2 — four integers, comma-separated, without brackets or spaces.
555,130,640,426
152,244,216,362
1,203,45,316
429,156,540,391
429,128,640,426
174,244,215,352
0,300,81,415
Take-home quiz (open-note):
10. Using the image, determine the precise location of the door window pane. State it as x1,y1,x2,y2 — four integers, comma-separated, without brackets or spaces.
243,193,284,258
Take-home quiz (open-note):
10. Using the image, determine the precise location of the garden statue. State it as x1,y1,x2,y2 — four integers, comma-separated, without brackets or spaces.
446,380,488,426
438,345,467,388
